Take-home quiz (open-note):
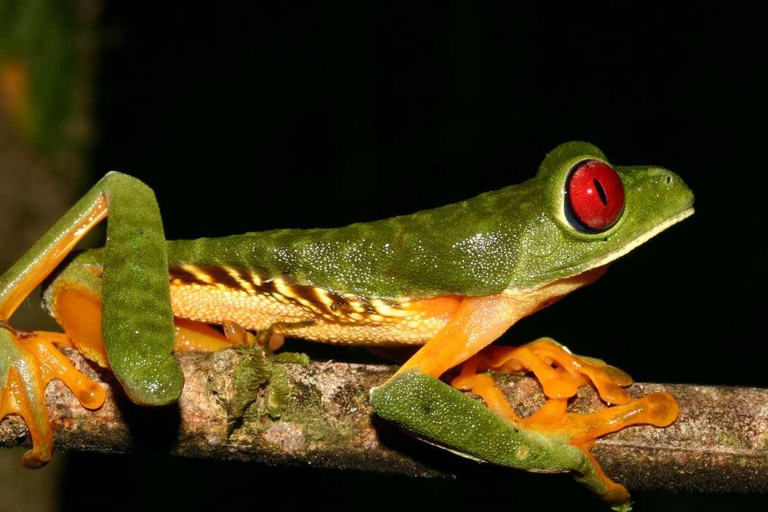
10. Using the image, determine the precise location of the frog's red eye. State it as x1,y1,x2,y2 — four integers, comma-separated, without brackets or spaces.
565,160,625,232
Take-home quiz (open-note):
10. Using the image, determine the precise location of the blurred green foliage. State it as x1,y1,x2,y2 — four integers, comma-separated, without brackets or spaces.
0,0,76,153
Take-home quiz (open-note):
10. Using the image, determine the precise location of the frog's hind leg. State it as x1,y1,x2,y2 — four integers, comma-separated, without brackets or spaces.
0,172,183,467
0,190,109,467
173,318,232,352
46,257,287,358
1,323,105,467
42,252,111,367
45,257,239,356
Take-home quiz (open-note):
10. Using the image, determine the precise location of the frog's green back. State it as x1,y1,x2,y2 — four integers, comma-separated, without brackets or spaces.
167,178,540,300
167,142,694,301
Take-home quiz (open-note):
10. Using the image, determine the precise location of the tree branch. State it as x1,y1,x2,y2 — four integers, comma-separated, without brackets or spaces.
1,349,766,494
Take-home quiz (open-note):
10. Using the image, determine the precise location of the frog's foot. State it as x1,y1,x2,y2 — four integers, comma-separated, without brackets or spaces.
452,337,633,406
173,319,290,354
529,392,678,506
373,370,676,510
0,324,105,468
449,338,677,506
223,320,288,352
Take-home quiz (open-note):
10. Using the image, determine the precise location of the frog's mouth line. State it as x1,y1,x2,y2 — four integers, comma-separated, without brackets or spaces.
510,206,695,294
581,206,694,270
570,206,695,279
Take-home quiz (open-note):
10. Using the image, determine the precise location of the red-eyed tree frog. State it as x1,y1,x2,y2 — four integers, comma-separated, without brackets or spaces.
0,142,693,510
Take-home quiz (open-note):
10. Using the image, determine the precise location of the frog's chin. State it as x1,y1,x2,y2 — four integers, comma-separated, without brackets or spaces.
507,206,694,294
581,206,695,272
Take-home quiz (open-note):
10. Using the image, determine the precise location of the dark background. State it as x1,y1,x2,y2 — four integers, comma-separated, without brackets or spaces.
47,3,768,511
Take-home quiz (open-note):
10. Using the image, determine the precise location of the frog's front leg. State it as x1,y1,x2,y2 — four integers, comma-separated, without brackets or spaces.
450,338,677,502
0,172,183,466
371,271,677,510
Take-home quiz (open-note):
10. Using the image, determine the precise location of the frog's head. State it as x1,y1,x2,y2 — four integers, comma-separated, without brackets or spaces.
510,141,694,290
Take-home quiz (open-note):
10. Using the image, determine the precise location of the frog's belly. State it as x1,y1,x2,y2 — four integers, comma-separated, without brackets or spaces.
168,278,459,345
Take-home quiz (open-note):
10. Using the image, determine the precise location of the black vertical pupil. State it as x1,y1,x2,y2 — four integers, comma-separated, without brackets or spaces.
593,178,608,206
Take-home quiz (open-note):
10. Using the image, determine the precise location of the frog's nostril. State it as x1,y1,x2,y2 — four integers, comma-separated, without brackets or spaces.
664,175,674,185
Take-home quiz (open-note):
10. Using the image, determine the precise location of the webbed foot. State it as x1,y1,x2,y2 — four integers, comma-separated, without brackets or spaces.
0,323,105,467
450,337,677,504
453,337,633,407
372,338,679,509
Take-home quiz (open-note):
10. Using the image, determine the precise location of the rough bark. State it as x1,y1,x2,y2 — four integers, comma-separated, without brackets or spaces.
1,349,766,494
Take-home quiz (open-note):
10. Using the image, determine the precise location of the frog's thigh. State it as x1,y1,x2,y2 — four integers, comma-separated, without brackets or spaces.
174,318,232,352
0,194,109,468
46,278,109,367
395,293,522,379
174,318,284,352
48,272,234,356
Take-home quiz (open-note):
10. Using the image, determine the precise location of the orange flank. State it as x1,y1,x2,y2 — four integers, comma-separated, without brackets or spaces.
46,266,466,360
18,243,676,498
167,274,463,346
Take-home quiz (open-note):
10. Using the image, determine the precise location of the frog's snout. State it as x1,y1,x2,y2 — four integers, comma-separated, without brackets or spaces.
649,167,679,184
660,172,675,186
650,168,695,210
